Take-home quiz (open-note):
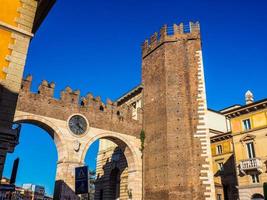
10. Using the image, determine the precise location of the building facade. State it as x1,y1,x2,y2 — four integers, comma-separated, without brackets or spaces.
0,0,55,179
222,92,267,200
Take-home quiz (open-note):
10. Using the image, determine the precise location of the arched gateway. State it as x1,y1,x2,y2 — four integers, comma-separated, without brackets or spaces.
14,76,142,200
14,22,215,200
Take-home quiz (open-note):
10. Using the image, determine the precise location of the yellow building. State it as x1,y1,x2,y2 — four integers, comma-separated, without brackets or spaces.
222,91,267,200
210,130,238,200
0,0,55,178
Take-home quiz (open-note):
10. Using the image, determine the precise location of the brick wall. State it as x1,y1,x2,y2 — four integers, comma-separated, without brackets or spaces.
142,22,215,200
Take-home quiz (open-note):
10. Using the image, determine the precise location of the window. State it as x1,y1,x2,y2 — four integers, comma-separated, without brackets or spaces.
218,162,224,171
246,142,256,159
217,194,222,200
216,144,223,155
242,119,251,131
251,173,260,183
99,105,104,111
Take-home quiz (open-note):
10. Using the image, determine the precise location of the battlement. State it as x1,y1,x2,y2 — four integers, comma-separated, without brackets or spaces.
142,21,200,58
19,75,142,125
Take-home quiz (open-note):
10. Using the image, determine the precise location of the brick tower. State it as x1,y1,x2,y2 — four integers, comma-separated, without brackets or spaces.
142,22,215,199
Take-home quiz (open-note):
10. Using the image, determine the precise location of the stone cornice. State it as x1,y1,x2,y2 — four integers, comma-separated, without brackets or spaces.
0,20,33,37
222,99,267,118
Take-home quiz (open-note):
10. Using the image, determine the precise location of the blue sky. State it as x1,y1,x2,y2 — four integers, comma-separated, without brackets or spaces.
4,0,267,196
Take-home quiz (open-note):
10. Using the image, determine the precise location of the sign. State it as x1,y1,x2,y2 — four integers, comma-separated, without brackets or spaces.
0,184,15,191
75,166,88,194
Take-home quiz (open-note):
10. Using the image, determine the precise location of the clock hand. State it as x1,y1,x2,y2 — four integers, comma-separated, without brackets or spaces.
76,123,84,132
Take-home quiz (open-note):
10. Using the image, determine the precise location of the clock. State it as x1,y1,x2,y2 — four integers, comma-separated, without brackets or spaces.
68,115,88,135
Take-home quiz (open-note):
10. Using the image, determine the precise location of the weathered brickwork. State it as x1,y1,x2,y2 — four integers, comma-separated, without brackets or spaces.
15,76,143,199
142,22,215,199
17,75,142,137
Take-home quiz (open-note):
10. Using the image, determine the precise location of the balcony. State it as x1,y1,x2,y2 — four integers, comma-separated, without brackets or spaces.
239,158,263,175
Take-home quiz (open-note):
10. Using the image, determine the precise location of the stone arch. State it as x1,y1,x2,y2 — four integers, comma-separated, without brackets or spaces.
13,113,68,162
81,130,142,200
81,131,141,172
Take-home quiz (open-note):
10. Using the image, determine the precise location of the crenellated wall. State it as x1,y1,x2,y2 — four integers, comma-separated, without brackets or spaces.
142,22,200,58
14,75,143,199
17,75,142,137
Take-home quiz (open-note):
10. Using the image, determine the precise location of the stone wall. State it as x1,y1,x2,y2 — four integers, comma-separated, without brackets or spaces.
17,75,142,137
14,110,143,200
15,76,143,199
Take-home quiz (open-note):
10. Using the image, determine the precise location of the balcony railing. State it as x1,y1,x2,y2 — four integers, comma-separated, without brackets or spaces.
239,158,262,174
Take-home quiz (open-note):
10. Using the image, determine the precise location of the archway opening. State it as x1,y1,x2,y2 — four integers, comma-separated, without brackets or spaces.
84,137,130,200
3,123,58,198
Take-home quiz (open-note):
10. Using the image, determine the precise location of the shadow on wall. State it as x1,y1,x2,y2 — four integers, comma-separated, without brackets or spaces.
214,155,239,200
94,146,128,200
0,84,19,129
0,84,20,178
54,180,79,200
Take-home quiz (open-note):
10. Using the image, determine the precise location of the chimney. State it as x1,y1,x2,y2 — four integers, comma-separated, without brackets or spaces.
245,90,254,104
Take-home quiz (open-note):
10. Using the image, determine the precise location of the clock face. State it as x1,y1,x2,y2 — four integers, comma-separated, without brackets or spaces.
68,115,88,135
